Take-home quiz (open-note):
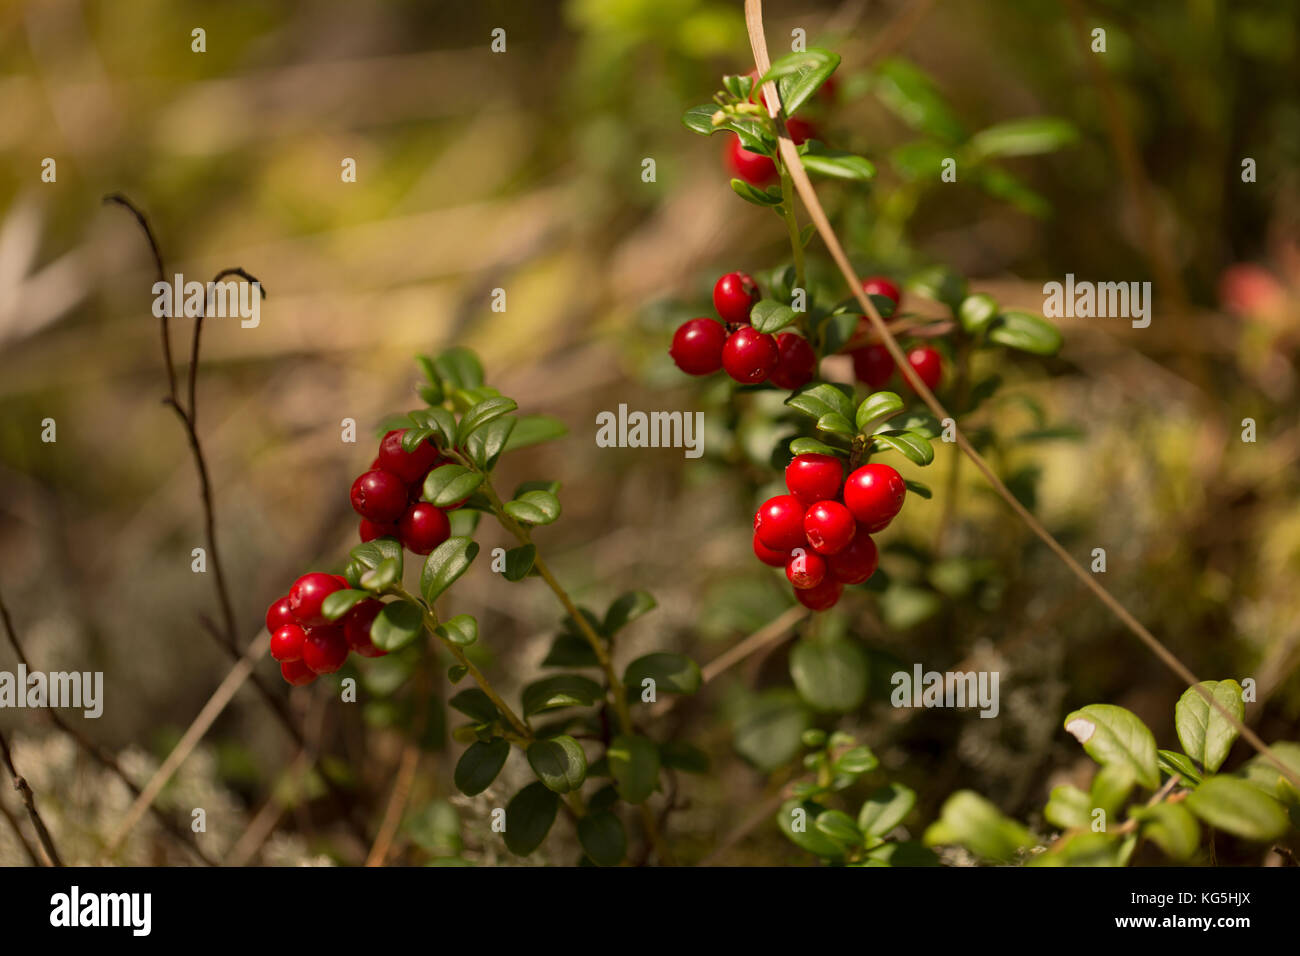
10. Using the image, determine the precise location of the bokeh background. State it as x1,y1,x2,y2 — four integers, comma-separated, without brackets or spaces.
1,0,1298,865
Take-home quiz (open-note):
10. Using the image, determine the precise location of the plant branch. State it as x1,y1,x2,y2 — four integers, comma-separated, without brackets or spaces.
0,728,62,866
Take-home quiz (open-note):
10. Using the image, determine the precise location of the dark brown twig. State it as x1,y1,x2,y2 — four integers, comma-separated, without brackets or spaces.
0,729,62,866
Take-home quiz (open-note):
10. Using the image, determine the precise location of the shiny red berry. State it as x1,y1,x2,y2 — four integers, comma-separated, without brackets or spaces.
803,500,856,555
906,346,942,391
794,576,844,611
377,429,442,484
753,532,789,568
360,518,398,542
270,623,307,662
350,468,408,523
755,494,807,551
712,272,761,325
301,624,348,675
399,502,451,555
670,318,727,375
724,134,777,186
280,659,317,686
843,463,907,532
768,333,816,389
265,595,295,634
343,599,386,658
785,453,843,505
861,276,901,308
851,345,894,389
786,548,827,589
722,326,779,384
289,572,344,627
827,527,879,585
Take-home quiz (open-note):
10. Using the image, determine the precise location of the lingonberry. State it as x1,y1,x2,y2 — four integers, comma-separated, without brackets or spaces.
712,272,760,324
906,345,942,391
803,500,856,555
843,463,907,532
785,453,843,505
343,599,386,658
360,518,399,542
827,526,879,585
399,502,451,555
301,624,348,675
861,276,902,308
768,332,816,389
722,326,779,384
377,428,442,484
754,494,807,551
785,548,827,590
793,575,844,611
270,623,307,662
752,532,789,568
265,595,295,634
724,134,777,186
350,468,408,523
851,344,894,389
784,117,815,145
670,318,727,375
280,659,317,686
288,572,345,627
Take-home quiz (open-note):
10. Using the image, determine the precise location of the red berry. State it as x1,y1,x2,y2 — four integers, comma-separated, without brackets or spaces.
785,453,843,505
1219,264,1284,315
861,276,902,308
399,502,451,555
288,572,344,627
270,623,307,663
803,500,856,555
785,548,827,589
851,345,895,389
754,494,807,551
753,532,789,568
784,118,815,145
843,463,907,532
350,469,408,523
768,333,816,389
905,346,942,391
712,272,761,325
265,595,295,634
360,518,399,542
301,624,348,675
794,576,844,611
724,134,777,186
827,527,879,585
280,659,317,686
722,326,779,384
377,429,442,484
670,318,727,375
343,599,387,658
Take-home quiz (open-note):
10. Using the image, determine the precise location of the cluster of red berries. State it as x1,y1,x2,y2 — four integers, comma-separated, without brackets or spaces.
265,574,386,686
722,71,829,186
669,272,816,388
846,276,943,393
753,453,907,611
350,428,455,554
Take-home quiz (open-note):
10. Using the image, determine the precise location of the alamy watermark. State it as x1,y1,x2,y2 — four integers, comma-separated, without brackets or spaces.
595,404,704,459
890,664,999,718
152,273,261,328
0,665,103,718
1043,273,1151,328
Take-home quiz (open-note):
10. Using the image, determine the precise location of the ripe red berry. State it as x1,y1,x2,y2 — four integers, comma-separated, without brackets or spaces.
301,624,349,675
752,532,789,568
843,463,907,532
288,572,344,627
785,548,827,589
784,117,815,145
377,429,442,484
827,527,879,585
861,276,902,308
754,494,807,551
280,659,317,686
360,518,399,542
350,468,408,523
785,453,843,505
722,326,779,384
768,333,816,389
712,272,760,325
803,500,856,555
905,346,942,391
670,318,727,375
270,623,307,662
794,576,844,611
851,345,895,389
724,134,777,186
399,502,451,555
343,599,387,658
265,595,295,634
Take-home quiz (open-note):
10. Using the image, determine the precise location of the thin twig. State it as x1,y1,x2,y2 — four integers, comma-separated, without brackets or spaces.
366,742,422,866
0,797,41,866
0,729,62,866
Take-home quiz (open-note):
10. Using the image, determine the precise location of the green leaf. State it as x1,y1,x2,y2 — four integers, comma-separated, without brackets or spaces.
815,809,864,847
1185,775,1290,841
1091,763,1137,818
659,740,710,775
790,638,869,712
522,674,604,716
433,347,484,391
1064,704,1160,789
370,600,424,653
958,293,999,335
987,311,1063,356
969,116,1078,159
410,406,457,448
401,427,435,453
908,266,968,312
577,811,627,866
835,745,879,775
750,300,797,334
608,734,660,804
420,537,479,604
1175,680,1244,774
789,437,845,458
786,382,855,423
923,791,1034,862
855,390,904,433
1239,742,1300,803
321,589,370,621
465,415,516,471
454,738,509,796
448,688,498,724
435,614,477,647
1133,802,1200,861
1158,749,1203,786
422,464,483,507
800,144,875,181
526,735,588,794
872,57,964,143
864,841,939,867
888,140,950,181
817,412,856,437
857,783,916,837
503,490,561,526
903,479,932,499
414,355,444,405
503,414,568,452
504,782,559,856
455,397,518,445
624,652,702,698
349,538,404,576
729,177,783,207
1044,784,1093,831
541,633,599,669
603,590,657,635
777,799,845,859
976,163,1052,218
503,544,536,582
871,429,934,466
773,49,841,116
733,689,811,771
682,103,720,135
359,557,400,592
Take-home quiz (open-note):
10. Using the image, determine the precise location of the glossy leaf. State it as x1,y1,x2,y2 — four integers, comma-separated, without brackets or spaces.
603,590,657,635
370,600,424,653
577,811,627,867
1185,775,1289,841
786,382,855,422
790,638,868,712
608,734,660,804
420,537,479,605
857,782,916,837
521,674,603,716
504,782,559,856
623,652,702,697
454,738,509,796
504,490,561,526
1175,680,1244,774
503,544,536,582
435,614,477,648
1063,704,1160,789
526,735,588,794
750,300,797,334
321,589,370,621
855,390,904,433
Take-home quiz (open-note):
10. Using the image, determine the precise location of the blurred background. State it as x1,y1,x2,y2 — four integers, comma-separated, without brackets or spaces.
1,0,1298,866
